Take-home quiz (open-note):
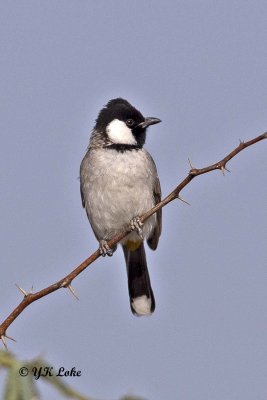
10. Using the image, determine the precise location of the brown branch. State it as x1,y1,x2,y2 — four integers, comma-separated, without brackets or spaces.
1,132,266,346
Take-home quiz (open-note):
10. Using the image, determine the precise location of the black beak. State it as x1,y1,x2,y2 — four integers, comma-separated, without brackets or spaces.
138,117,161,129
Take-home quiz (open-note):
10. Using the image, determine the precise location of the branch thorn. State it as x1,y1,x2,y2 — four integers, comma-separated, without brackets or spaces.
16,284,29,297
188,157,195,169
220,164,231,176
67,284,79,300
0,333,16,350
178,195,191,206
5,334,16,342
1,335,7,349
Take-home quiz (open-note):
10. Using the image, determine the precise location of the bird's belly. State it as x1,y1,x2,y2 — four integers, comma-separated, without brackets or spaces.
86,152,156,241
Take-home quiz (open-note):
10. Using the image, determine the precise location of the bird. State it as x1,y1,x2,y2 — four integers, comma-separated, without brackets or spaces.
80,98,162,316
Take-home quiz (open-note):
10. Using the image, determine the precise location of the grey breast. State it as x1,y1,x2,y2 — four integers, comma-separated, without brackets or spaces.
80,148,157,241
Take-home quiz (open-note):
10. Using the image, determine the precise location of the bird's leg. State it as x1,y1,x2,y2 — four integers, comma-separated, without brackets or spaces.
99,240,113,257
130,217,144,239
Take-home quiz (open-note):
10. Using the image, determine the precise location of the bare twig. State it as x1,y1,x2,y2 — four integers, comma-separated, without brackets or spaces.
0,132,266,345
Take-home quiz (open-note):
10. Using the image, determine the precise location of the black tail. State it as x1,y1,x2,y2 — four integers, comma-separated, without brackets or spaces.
122,242,155,316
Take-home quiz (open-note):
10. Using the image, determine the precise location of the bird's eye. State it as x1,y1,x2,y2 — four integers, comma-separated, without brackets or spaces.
126,119,134,127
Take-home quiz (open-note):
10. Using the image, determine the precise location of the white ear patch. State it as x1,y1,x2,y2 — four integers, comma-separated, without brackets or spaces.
106,119,137,145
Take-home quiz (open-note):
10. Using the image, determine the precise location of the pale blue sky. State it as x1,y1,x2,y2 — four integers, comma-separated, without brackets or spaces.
0,1,267,399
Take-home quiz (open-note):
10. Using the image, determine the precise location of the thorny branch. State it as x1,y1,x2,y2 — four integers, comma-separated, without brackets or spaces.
1,132,266,347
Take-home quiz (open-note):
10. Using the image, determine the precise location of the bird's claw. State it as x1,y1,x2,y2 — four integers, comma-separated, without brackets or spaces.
130,217,143,239
99,240,113,257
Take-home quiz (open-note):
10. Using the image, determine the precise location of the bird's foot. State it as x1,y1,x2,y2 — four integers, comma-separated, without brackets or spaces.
130,217,143,239
99,240,113,257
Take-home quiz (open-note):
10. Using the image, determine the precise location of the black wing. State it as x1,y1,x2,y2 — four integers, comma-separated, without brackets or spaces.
147,156,162,251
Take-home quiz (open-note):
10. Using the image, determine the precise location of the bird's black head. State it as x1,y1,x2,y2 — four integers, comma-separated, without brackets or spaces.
94,98,161,149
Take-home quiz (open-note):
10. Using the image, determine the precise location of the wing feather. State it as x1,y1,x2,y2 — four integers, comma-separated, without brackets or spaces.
146,153,162,250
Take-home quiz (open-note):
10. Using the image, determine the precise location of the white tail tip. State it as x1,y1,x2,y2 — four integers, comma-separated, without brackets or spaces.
132,295,152,316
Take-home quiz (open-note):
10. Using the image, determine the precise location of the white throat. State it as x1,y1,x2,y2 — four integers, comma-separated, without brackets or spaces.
106,119,137,145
